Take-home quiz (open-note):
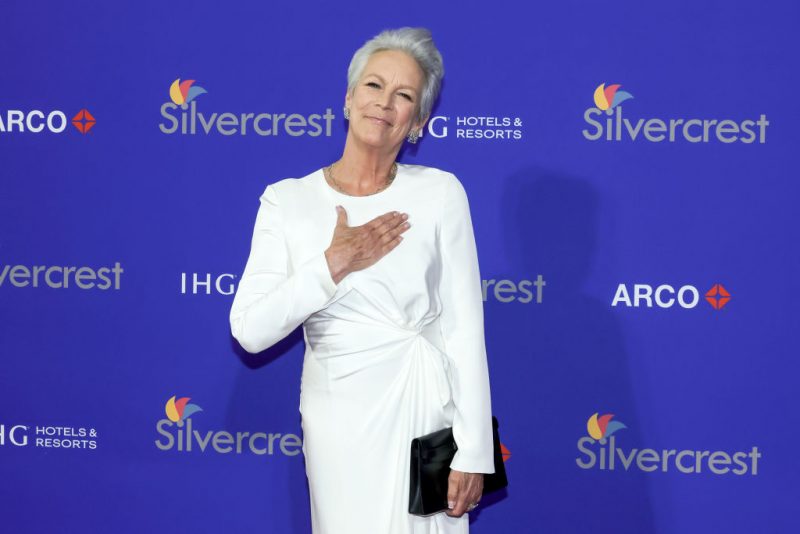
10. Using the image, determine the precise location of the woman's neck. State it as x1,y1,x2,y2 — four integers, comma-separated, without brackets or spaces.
333,136,400,193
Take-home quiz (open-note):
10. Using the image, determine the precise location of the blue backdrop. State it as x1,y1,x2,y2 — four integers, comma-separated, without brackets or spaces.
2,1,797,532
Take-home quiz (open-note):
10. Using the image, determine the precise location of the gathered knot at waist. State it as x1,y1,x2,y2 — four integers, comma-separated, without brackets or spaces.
305,316,444,355
304,317,453,407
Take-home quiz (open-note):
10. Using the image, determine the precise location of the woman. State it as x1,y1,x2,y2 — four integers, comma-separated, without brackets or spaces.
230,27,495,533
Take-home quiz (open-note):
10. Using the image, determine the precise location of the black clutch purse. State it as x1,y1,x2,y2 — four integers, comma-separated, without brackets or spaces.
409,415,508,516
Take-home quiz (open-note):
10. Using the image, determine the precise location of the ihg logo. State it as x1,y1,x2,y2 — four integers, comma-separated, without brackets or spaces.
0,424,29,446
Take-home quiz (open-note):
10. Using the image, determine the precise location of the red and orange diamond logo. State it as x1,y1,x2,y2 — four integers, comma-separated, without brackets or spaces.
500,443,511,462
705,284,731,310
72,109,96,134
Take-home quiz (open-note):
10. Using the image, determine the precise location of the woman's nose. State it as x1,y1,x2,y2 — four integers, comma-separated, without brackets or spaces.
377,91,393,110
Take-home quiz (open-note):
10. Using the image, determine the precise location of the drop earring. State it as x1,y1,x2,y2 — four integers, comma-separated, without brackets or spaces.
407,129,419,144
343,107,350,120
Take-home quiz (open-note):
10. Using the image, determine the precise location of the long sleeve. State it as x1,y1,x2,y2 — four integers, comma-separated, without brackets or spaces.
437,174,496,474
230,184,339,354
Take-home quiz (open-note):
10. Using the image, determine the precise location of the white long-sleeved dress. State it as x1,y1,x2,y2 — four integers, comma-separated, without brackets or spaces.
230,163,495,534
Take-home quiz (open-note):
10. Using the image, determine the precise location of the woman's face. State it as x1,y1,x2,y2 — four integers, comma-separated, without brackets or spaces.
345,49,427,152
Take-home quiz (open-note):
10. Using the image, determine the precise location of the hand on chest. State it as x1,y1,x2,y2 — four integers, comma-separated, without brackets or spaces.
288,200,441,289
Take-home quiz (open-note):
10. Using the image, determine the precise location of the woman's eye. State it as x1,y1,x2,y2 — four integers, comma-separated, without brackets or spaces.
366,82,380,88
399,93,413,101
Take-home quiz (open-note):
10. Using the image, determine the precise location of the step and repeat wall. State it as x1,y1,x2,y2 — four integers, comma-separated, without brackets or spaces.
2,1,797,533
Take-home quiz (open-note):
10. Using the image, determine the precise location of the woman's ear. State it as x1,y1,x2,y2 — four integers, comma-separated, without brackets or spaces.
414,115,430,134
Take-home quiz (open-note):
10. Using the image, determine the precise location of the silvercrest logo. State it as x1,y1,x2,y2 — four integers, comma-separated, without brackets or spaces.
158,78,334,137
582,83,768,144
0,262,123,290
576,413,760,475
154,396,302,456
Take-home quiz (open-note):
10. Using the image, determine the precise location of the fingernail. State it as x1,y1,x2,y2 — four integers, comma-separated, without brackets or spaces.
448,501,455,509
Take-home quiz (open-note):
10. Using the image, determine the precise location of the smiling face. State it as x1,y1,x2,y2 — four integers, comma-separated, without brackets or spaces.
345,49,427,152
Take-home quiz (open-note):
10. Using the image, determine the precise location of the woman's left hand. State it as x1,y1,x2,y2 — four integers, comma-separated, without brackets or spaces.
445,469,484,517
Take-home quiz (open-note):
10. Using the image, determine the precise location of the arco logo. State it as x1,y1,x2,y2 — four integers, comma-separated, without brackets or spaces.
612,283,733,310
500,443,511,462
587,412,626,440
71,109,96,134
1,108,96,134
705,284,731,310
593,83,633,111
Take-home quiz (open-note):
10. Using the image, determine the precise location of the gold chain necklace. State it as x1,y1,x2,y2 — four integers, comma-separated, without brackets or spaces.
325,162,398,196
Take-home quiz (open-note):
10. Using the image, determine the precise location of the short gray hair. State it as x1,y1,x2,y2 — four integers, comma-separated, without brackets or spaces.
347,27,444,124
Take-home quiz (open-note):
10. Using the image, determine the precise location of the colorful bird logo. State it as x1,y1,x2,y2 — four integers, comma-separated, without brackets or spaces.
587,412,626,440
165,395,203,422
593,83,634,111
169,78,207,106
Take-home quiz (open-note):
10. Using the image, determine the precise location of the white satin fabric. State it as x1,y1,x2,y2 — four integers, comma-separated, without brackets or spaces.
230,164,494,534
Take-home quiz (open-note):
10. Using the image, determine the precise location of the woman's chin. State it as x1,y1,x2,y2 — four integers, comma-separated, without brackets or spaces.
353,133,395,151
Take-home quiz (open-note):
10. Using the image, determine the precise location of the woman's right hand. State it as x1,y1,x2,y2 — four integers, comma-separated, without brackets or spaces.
324,206,410,284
